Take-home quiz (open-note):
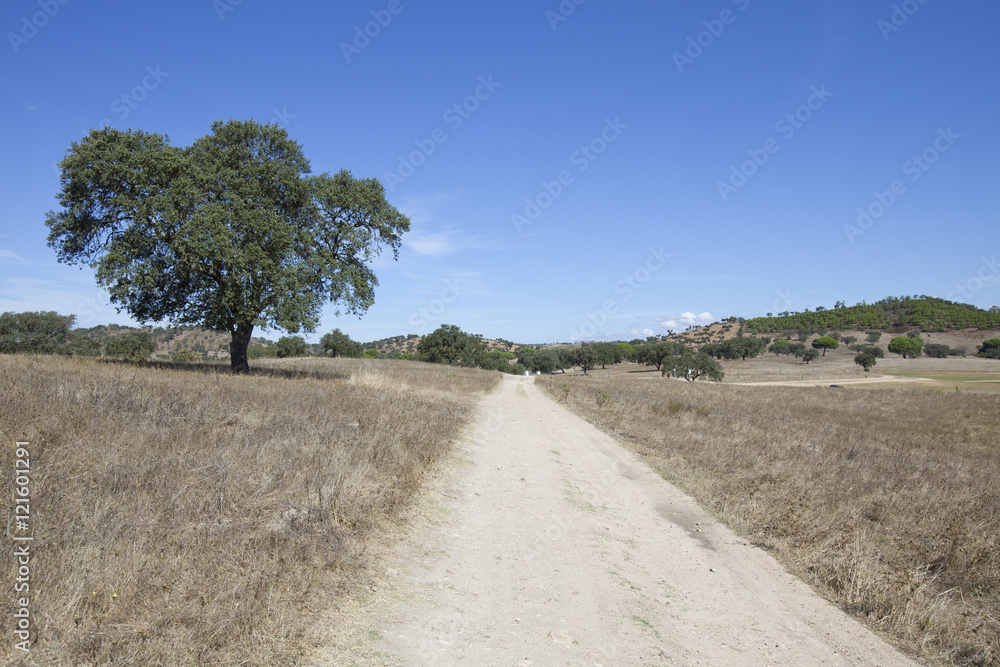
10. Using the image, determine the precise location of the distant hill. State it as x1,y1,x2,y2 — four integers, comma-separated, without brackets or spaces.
740,296,999,334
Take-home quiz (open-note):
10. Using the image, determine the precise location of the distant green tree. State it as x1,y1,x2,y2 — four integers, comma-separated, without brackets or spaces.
888,336,923,359
841,335,857,346
801,349,820,364
530,348,560,374
866,331,882,344
574,347,600,375
0,311,75,355
923,343,952,359
398,352,415,360
320,328,363,358
789,343,807,358
105,331,156,360
275,335,309,358
721,337,766,361
66,332,102,357
768,340,792,356
635,342,682,371
593,342,624,368
248,344,277,358
699,342,724,360
418,324,484,365
906,330,922,339
663,348,724,382
854,352,877,372
811,336,840,356
850,344,884,358
978,339,1000,359
171,347,197,363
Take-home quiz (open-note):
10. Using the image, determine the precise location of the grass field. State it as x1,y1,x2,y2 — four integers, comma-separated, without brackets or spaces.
538,371,1000,666
0,355,499,665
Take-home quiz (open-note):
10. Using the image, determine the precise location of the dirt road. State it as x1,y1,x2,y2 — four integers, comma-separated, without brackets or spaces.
320,375,917,665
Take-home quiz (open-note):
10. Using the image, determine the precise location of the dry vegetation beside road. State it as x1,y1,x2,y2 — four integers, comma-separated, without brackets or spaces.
538,374,1000,666
0,355,498,665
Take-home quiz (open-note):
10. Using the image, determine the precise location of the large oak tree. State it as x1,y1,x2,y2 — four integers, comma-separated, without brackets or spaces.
45,120,409,372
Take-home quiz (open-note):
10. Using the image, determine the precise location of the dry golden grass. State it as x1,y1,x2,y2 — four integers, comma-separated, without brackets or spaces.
0,355,499,665
539,374,1000,666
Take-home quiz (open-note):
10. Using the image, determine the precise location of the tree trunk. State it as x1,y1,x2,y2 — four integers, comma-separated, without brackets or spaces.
230,322,254,373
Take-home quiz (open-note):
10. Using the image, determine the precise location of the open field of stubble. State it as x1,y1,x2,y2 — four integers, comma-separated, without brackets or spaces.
538,372,1000,666
0,355,499,665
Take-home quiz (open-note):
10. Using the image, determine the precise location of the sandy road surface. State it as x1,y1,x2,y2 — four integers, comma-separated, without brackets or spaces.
319,375,917,666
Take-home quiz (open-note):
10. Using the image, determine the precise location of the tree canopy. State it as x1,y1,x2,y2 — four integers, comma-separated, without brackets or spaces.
811,336,839,356
0,311,74,355
45,120,409,372
320,328,363,358
888,336,923,359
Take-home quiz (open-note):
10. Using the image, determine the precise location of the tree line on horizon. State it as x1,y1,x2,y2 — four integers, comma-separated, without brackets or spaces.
3,313,999,371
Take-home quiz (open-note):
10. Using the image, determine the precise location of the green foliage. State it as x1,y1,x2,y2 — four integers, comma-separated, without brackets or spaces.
0,311,75,355
171,347,197,363
841,336,857,346
572,346,600,375
274,335,309,358
45,121,409,372
801,349,820,364
742,296,1000,334
710,337,767,361
248,344,277,359
906,330,922,339
923,343,953,359
634,341,683,371
768,340,792,356
662,347,724,382
978,339,1000,359
854,352,877,372
811,336,840,356
105,331,156,360
320,328,363,358
398,352,415,360
66,332,102,357
528,348,560,374
888,336,923,359
417,324,483,365
850,344,885,358
866,331,882,343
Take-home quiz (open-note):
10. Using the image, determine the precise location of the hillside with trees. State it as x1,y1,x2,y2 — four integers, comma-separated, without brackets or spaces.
741,296,1000,334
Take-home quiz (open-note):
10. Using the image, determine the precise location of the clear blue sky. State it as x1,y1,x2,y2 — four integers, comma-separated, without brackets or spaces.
2,0,997,344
